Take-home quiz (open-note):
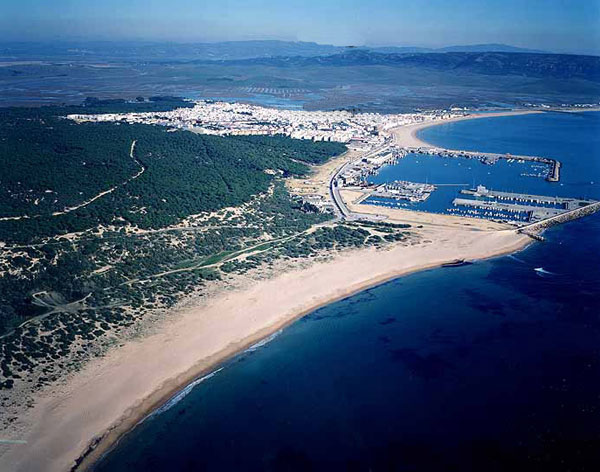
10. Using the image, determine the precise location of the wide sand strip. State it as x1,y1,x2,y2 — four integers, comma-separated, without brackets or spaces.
0,226,530,472
1,110,547,471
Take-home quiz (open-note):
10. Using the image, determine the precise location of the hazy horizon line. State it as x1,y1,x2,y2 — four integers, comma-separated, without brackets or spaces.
1,38,599,57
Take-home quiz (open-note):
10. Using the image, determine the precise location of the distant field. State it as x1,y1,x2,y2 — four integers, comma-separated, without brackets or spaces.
1,51,599,111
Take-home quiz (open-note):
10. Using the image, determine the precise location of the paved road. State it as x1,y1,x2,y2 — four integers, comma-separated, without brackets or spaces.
328,142,391,221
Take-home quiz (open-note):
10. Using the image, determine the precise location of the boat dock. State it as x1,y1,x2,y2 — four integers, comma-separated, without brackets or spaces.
452,198,564,221
453,186,597,224
460,186,590,210
404,146,562,182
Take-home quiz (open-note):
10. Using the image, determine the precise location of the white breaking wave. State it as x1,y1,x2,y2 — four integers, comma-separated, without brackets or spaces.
245,329,283,353
534,267,555,275
145,330,283,420
96,368,225,464
151,368,224,417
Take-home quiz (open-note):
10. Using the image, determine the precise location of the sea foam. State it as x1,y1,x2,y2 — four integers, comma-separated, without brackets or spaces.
151,368,224,417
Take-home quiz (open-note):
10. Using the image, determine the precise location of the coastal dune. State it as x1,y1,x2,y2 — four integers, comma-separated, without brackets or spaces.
0,226,530,472
2,108,554,471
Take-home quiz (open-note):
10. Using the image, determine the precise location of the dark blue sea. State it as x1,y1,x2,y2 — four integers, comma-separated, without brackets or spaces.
96,112,600,471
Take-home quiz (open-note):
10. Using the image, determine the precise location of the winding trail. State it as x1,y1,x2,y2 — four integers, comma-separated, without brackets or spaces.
0,140,144,222
0,292,125,341
120,223,328,286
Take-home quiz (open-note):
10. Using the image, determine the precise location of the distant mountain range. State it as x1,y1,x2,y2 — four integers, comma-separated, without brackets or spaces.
219,50,600,83
0,40,552,62
369,43,546,54
2,40,598,90
1,39,598,110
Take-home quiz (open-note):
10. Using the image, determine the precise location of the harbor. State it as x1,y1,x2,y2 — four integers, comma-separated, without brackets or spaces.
332,136,588,227
452,185,597,224
337,143,562,191
402,146,562,182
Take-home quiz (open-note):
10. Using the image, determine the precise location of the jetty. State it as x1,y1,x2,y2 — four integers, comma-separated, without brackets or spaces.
518,200,600,233
453,186,597,223
403,146,562,182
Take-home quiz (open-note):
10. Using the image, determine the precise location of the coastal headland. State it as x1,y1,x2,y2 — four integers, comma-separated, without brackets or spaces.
0,108,581,472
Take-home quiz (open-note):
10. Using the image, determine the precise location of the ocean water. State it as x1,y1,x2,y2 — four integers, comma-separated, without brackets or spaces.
96,112,600,471
367,112,600,219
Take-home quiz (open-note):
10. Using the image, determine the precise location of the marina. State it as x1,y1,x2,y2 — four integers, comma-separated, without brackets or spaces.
401,146,561,182
452,197,564,222
452,185,597,224
335,133,593,226
460,186,592,210
371,180,436,203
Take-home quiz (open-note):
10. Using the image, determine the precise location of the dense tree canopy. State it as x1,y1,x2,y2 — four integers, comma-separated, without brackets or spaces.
0,105,346,243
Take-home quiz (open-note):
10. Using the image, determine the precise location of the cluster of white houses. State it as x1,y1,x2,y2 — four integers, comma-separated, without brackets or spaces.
68,100,460,147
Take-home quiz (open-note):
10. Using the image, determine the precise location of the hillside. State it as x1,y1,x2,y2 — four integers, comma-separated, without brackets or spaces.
0,104,413,402
0,40,551,62
228,50,600,82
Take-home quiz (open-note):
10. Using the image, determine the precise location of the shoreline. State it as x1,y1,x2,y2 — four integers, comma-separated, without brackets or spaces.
393,107,600,149
0,228,533,472
392,109,544,148
76,231,534,472
0,110,543,472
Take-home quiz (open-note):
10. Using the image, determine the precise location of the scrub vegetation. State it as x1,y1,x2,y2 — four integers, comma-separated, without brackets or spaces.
0,103,412,398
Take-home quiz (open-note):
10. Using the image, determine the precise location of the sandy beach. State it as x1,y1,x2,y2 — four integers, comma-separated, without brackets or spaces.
0,110,540,472
0,227,531,472
392,109,543,148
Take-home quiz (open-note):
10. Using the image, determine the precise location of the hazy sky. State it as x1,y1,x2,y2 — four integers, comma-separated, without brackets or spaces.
2,0,599,54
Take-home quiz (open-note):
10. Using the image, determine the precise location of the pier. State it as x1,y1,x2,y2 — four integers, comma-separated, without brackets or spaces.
404,146,562,183
453,186,597,224
460,186,590,210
